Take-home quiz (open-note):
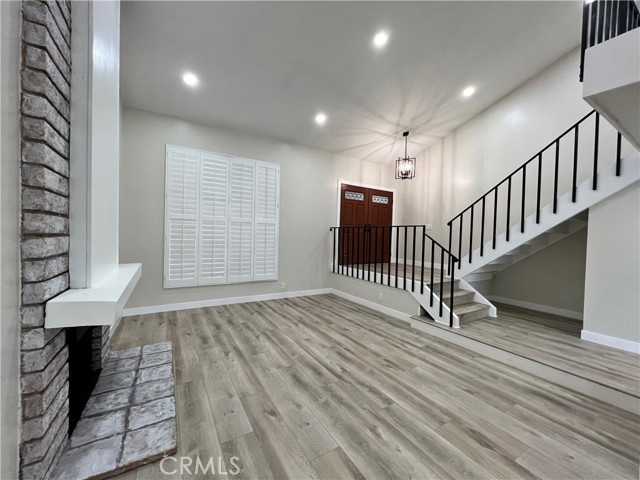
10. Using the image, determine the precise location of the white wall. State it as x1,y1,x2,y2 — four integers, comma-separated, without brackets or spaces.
120,107,385,310
583,183,640,347
491,228,587,317
389,48,602,243
0,1,21,477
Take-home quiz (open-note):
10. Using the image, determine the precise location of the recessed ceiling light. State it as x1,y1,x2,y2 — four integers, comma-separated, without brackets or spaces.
182,72,199,87
373,31,389,48
462,86,476,98
314,112,327,126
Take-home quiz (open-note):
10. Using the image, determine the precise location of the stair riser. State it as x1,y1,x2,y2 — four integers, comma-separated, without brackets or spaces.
458,307,491,323
444,293,475,307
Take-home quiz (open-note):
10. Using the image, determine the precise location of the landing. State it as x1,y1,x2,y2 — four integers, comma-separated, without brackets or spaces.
428,303,640,399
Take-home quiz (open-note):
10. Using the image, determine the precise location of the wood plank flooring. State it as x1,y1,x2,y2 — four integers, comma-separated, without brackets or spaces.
111,294,640,480
430,303,640,398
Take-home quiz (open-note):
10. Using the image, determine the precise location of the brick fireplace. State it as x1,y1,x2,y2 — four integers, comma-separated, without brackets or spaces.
19,2,111,479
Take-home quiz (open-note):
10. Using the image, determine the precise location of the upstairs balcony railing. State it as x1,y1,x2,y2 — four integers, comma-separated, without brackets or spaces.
580,0,640,81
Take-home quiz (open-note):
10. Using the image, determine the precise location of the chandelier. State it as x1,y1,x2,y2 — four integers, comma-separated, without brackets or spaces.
395,131,415,180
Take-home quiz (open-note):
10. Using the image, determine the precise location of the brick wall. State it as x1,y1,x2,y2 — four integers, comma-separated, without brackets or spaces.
20,2,72,479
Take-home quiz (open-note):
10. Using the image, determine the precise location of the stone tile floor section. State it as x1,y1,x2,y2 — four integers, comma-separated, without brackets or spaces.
51,342,177,480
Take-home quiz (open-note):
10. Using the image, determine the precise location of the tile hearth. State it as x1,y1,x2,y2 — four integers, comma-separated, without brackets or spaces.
52,342,178,480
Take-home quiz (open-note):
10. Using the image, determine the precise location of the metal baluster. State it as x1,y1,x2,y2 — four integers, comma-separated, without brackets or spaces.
356,227,361,278
469,205,474,264
458,215,463,270
493,188,498,249
360,227,365,279
521,165,526,233
536,153,542,222
367,226,371,282
449,256,456,327
553,140,560,213
480,197,486,257
447,224,453,275
580,0,589,81
606,0,614,40
506,177,512,241
616,132,622,176
403,226,408,290
598,0,605,44
420,227,426,295
381,227,386,285
395,226,399,288
332,228,336,273
572,125,579,202
593,112,600,190
590,1,597,47
411,226,416,292
373,226,378,283
388,227,392,287
350,226,355,277
430,241,435,307
439,248,445,318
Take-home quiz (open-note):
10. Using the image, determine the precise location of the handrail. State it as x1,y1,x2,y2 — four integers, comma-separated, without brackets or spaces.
328,224,458,326
447,110,596,225
425,232,457,262
580,0,640,82
330,224,426,230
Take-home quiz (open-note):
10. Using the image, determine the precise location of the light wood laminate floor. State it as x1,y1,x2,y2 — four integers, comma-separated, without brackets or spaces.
431,303,640,398
111,294,640,480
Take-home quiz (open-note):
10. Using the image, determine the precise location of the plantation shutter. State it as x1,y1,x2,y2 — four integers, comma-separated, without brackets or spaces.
198,153,229,285
165,146,199,287
164,146,280,288
227,158,255,283
254,162,279,280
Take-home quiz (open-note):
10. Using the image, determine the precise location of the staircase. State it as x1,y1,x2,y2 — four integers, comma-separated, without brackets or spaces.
330,109,639,330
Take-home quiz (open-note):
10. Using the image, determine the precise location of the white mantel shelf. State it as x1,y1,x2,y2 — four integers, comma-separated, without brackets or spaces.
45,263,142,329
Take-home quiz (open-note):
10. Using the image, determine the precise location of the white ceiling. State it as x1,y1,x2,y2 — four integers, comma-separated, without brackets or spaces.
120,1,582,164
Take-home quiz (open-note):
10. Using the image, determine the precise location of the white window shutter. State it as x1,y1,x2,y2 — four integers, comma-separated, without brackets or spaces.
165,146,199,287
228,158,255,283
254,162,279,281
198,153,229,285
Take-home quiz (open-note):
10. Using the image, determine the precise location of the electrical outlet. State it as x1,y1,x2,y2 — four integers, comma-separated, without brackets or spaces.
281,282,286,290
426,224,432,230
378,292,383,301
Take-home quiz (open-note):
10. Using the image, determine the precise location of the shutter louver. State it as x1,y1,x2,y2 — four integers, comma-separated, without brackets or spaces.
165,147,199,287
254,163,279,280
228,158,255,283
198,153,229,285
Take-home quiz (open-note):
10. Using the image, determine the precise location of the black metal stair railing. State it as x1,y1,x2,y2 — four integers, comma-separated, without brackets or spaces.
580,0,640,82
329,224,458,327
447,109,626,274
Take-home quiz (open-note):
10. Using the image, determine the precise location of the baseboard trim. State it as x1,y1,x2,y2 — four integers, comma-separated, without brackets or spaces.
328,288,413,323
488,295,584,320
122,288,332,316
581,330,640,354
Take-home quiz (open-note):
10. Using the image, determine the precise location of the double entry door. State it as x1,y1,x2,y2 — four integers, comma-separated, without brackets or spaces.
339,184,393,266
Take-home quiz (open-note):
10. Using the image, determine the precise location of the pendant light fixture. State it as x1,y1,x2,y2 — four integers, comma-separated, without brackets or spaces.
395,131,415,180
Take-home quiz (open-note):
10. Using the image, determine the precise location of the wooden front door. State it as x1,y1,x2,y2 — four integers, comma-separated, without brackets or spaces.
339,184,393,265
